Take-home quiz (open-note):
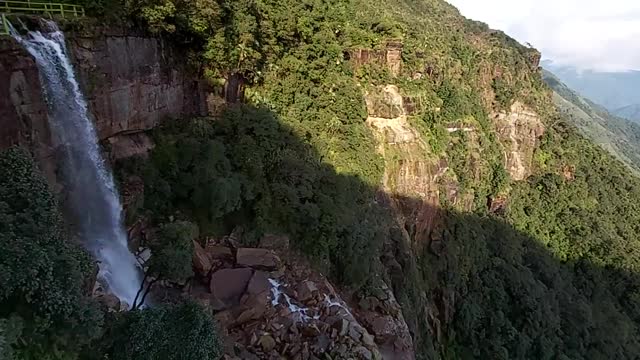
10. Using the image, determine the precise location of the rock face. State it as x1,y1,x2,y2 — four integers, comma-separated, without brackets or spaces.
0,37,56,183
365,85,445,251
68,29,207,140
349,40,403,77
493,101,545,181
0,28,207,181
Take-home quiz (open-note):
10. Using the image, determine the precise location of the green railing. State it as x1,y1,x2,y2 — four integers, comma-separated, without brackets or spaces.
1,0,85,34
1,14,8,34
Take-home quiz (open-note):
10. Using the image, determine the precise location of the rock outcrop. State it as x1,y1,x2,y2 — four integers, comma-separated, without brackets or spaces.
493,101,545,181
349,40,403,77
184,236,417,360
365,85,445,251
0,37,56,183
67,29,207,140
0,27,207,182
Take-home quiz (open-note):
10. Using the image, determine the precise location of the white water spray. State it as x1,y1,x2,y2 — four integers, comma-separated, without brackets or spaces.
269,279,319,322
11,23,143,308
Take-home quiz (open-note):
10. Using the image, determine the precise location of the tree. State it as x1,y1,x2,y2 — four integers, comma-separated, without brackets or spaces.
105,302,221,360
0,147,102,357
133,221,198,308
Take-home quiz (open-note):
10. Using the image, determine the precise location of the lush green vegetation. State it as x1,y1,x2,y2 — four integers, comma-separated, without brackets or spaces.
122,107,389,285
8,0,640,359
0,148,220,359
108,0,640,358
0,147,101,359
98,302,221,360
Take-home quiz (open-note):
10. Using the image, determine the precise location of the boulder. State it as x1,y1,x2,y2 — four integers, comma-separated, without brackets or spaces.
193,240,212,276
96,293,125,312
210,268,254,309
296,281,318,302
246,270,272,295
207,245,234,260
237,248,281,270
332,318,349,337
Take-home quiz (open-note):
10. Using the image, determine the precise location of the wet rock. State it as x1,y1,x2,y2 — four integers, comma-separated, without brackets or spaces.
237,248,281,270
296,281,318,302
332,318,349,337
349,323,362,341
210,268,253,309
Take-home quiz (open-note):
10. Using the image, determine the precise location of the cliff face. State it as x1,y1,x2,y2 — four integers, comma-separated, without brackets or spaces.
0,28,207,180
67,29,207,140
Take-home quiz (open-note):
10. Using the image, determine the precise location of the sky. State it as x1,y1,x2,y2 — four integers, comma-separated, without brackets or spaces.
446,0,640,72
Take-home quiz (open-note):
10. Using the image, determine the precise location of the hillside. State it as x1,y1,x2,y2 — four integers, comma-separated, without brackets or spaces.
543,69,640,172
614,103,640,123
4,0,640,359
543,60,640,112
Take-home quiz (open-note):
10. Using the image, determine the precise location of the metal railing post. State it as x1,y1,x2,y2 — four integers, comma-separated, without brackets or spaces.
0,1,86,27
1,14,8,35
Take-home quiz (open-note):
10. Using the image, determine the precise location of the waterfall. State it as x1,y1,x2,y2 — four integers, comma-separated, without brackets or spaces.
11,23,143,308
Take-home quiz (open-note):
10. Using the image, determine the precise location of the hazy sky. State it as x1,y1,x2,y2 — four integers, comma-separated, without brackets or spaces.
446,0,640,72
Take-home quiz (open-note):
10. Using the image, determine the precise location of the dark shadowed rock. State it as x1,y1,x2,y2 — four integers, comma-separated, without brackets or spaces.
247,270,272,295
210,268,254,309
207,245,234,260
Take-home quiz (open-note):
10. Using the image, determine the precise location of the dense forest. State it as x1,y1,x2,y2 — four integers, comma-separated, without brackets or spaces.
4,0,640,359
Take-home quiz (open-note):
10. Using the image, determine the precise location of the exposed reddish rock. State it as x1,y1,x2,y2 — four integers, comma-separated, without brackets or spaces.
493,101,545,181
210,268,254,309
349,40,403,77
236,248,281,270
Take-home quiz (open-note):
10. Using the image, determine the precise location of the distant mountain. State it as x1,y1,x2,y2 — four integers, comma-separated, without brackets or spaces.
613,104,640,123
542,60,640,115
543,69,640,172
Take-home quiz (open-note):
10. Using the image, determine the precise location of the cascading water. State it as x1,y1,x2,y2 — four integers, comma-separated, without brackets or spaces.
11,22,143,308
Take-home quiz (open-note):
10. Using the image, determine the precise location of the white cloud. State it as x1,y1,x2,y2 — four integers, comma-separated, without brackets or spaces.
446,0,640,72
